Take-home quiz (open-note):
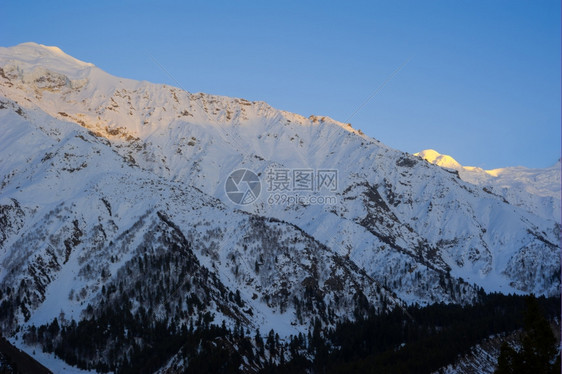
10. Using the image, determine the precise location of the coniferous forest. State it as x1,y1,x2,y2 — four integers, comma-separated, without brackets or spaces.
22,293,559,373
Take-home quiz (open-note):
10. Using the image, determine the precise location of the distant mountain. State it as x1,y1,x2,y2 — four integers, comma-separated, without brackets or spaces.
0,43,559,373
415,149,560,221
414,149,463,170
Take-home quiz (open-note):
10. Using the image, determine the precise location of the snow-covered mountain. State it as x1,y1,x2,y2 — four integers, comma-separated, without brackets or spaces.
415,149,561,222
0,43,559,372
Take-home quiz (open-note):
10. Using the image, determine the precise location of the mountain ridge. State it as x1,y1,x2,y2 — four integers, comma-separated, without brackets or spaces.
0,42,559,373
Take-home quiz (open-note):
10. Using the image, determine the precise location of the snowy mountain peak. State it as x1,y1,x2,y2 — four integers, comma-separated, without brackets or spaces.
0,42,94,74
415,149,462,170
1,42,93,66
415,149,561,221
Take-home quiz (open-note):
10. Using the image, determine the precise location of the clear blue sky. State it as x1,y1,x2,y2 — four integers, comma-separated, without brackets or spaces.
1,0,560,168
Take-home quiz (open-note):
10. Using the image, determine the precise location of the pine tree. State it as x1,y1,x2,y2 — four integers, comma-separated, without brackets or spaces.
496,342,519,374
495,295,560,374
